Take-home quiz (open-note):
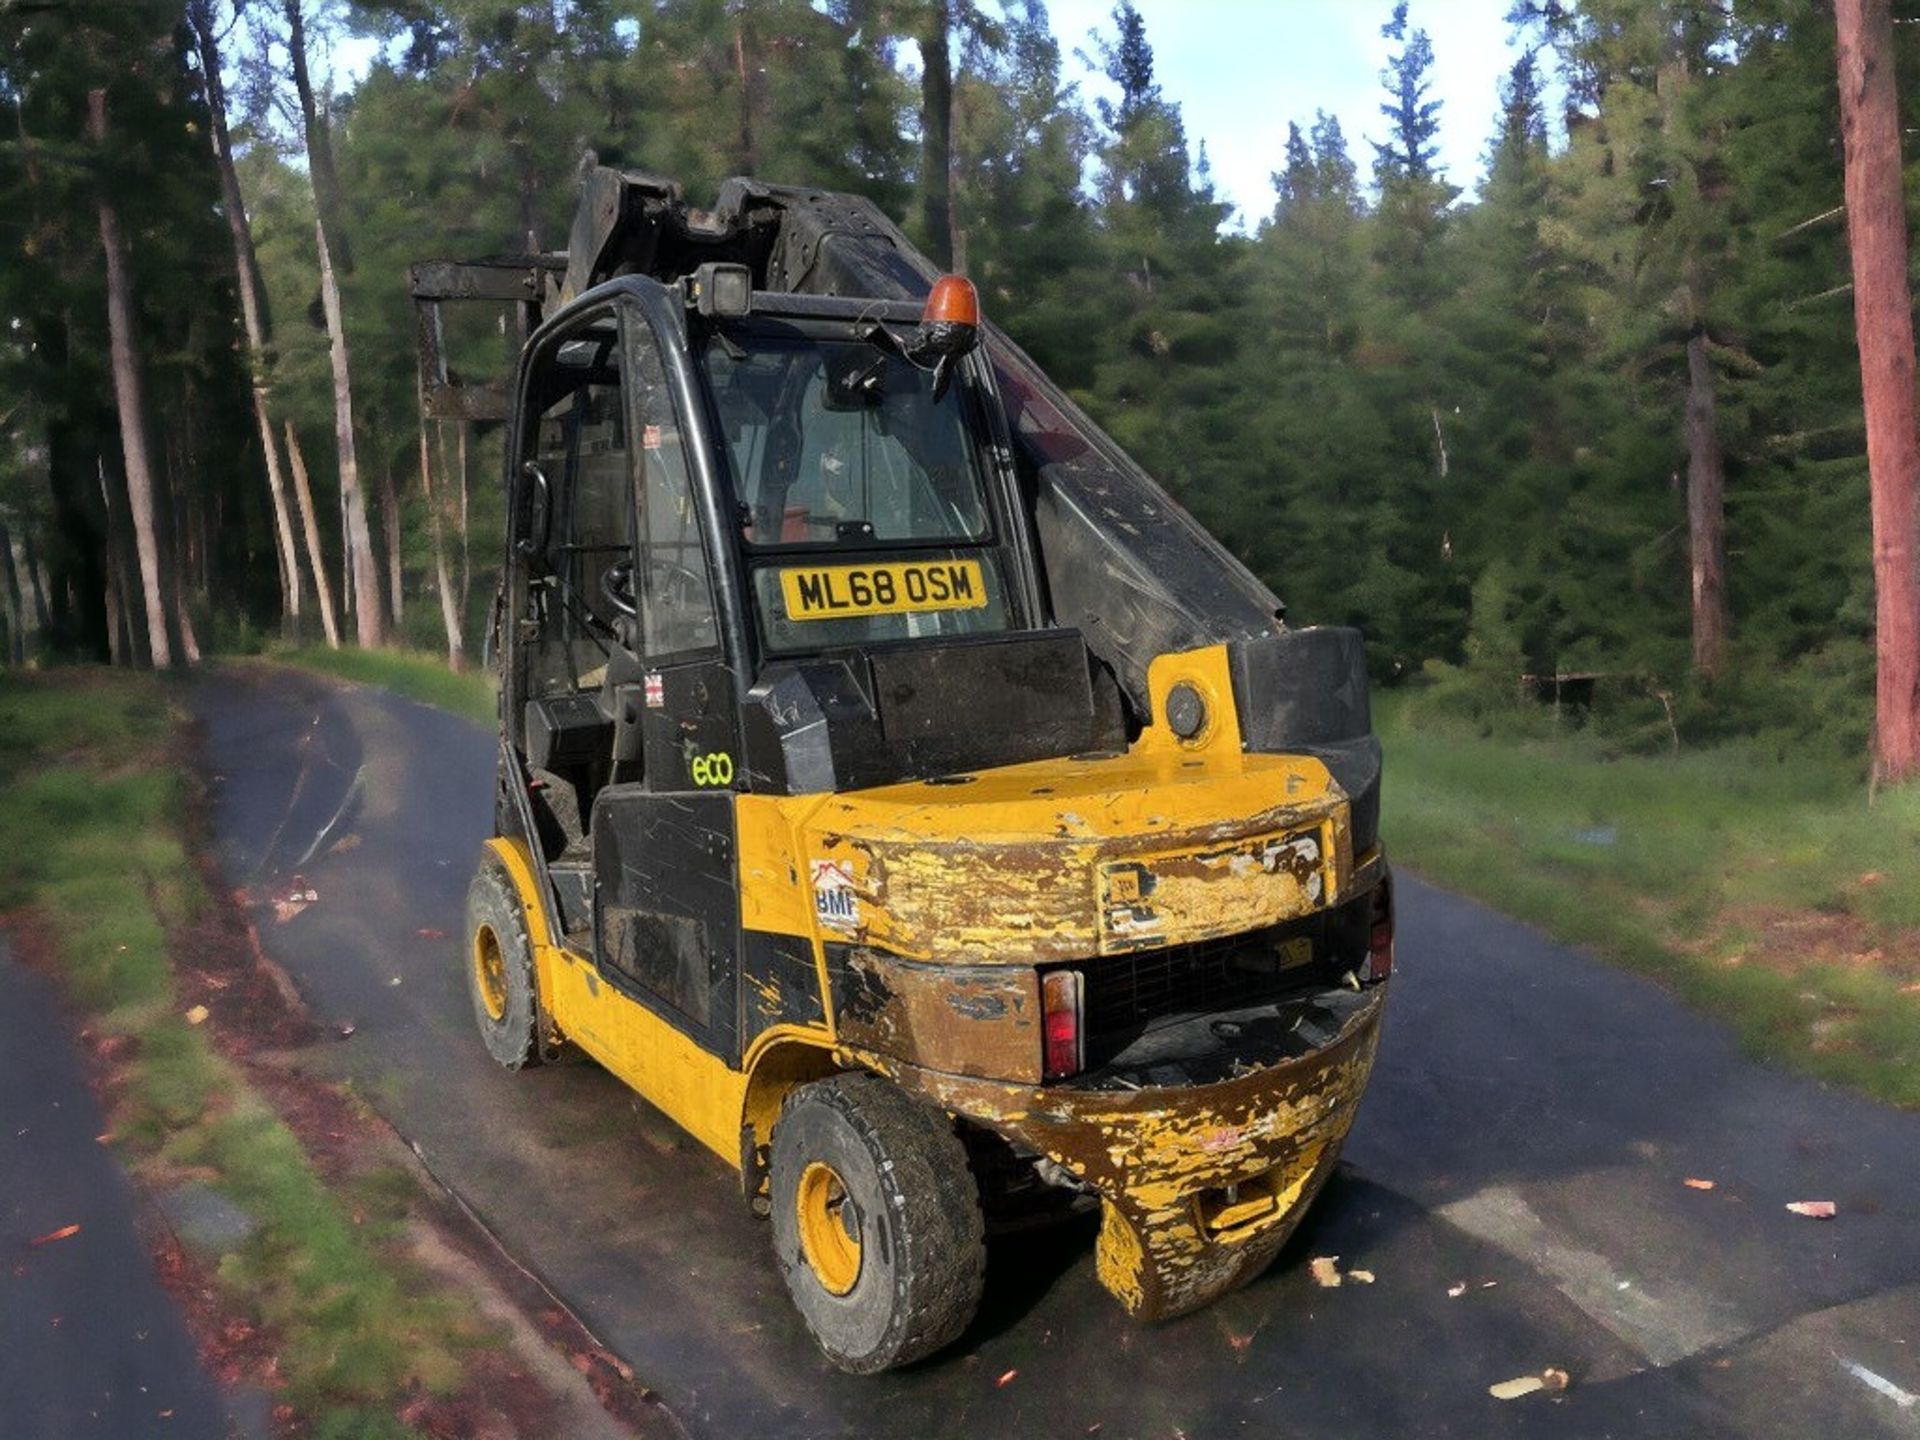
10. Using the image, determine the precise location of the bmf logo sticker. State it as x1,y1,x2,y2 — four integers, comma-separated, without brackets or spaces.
810,859,860,931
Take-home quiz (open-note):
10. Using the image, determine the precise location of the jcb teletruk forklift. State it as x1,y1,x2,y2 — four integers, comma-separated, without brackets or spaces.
421,168,1392,1373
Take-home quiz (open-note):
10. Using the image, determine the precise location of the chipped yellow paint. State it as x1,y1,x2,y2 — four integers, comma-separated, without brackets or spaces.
719,648,1357,978
853,985,1387,1320
1095,1202,1148,1312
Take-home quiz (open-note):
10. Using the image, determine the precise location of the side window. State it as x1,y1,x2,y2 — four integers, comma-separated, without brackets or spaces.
628,320,719,658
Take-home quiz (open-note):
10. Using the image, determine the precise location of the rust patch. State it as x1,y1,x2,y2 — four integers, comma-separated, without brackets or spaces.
832,952,1041,1083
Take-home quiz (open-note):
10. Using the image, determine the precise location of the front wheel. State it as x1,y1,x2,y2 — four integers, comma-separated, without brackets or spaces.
770,1074,985,1373
463,856,542,1071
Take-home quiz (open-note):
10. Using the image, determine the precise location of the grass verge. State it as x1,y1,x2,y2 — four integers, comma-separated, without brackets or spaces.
263,644,497,727
0,669,497,1436
1379,693,1920,1106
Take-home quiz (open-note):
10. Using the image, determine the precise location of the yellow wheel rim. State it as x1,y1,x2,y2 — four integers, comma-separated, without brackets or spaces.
795,1161,862,1296
473,924,509,1023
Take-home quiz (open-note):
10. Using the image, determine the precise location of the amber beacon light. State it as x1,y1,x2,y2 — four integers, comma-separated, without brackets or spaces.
922,273,981,328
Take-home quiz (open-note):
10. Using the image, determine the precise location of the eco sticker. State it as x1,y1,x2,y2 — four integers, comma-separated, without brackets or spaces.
690,751,734,787
810,859,860,931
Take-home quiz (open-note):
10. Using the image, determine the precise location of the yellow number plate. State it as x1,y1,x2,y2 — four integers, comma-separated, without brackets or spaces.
779,560,988,621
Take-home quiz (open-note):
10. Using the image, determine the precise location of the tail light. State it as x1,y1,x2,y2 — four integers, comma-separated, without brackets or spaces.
1366,877,1395,982
1041,969,1083,1080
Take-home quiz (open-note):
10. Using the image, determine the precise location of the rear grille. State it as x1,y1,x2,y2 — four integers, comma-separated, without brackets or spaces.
1079,922,1323,1061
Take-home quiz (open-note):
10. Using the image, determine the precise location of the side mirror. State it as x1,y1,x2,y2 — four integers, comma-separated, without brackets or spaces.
516,460,552,558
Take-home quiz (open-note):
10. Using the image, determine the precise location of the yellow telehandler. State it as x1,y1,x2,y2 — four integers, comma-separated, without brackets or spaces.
415,169,1393,1373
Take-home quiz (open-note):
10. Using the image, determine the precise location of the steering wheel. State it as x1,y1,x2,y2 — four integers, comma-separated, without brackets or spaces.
601,558,637,617
603,557,712,619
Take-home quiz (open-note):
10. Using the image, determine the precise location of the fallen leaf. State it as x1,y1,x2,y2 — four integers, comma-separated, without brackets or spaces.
1224,1328,1254,1356
1901,982,1920,995
596,1348,634,1383
1308,1256,1343,1288
29,1224,80,1247
336,1023,356,1040
1489,1375,1545,1401
1786,1200,1836,1219
1541,1367,1571,1393
1860,871,1885,886
326,833,361,856
1348,1269,1376,1284
184,1005,209,1026
94,1133,113,1145
996,1368,1018,1388
416,927,447,940
1684,1178,1716,1191
1447,1282,1467,1298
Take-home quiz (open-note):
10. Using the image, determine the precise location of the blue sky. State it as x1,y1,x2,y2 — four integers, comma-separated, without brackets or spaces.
330,2,1526,229
1047,0,1526,229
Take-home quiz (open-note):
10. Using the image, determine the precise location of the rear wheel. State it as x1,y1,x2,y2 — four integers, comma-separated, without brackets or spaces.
770,1074,985,1373
464,857,541,1070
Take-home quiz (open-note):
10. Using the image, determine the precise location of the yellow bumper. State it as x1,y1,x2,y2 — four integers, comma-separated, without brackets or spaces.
872,986,1385,1320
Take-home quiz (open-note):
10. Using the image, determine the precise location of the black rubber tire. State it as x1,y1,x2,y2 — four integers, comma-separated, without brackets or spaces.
770,1074,986,1373
463,856,542,1071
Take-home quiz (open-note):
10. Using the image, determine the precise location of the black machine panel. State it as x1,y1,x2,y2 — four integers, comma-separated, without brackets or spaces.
741,630,1129,794
591,786,740,1055
1229,626,1382,855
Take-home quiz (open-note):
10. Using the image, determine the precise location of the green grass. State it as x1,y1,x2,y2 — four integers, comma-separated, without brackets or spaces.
264,644,498,727
0,669,494,1426
1378,692,1920,1105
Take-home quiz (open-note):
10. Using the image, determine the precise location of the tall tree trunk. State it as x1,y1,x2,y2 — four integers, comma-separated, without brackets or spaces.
287,0,379,646
161,454,201,664
1837,0,1920,783
731,20,756,174
316,220,382,645
338,457,355,623
380,454,403,628
191,1,304,630
1683,329,1728,680
22,524,51,640
419,416,463,669
0,516,25,666
456,419,471,620
283,420,341,648
88,88,171,670
98,456,141,667
916,0,955,269
284,0,351,274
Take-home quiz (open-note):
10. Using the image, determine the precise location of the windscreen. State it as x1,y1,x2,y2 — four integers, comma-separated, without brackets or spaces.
700,324,1012,654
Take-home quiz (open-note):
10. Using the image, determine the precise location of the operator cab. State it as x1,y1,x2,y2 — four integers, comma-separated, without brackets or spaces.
502,273,1127,977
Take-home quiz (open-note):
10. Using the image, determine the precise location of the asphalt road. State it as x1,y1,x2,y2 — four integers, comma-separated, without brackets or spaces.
0,937,235,1440
190,665,1920,1440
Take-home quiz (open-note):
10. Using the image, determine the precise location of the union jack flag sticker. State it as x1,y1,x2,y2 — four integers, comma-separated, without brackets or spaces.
644,672,665,708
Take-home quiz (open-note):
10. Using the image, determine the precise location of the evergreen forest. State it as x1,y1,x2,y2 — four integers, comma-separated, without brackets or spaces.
3,0,1916,766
